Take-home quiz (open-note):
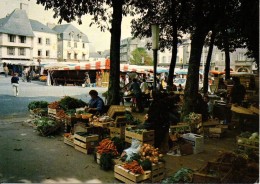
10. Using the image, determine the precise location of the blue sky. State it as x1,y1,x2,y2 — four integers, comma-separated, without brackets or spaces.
0,0,133,51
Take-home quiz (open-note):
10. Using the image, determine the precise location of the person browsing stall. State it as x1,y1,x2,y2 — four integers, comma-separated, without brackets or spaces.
86,90,104,115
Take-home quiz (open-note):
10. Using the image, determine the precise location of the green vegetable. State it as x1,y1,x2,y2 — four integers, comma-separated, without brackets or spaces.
111,137,125,154
100,153,114,171
140,159,152,171
28,101,49,110
33,117,60,136
162,168,193,183
66,109,76,116
59,96,87,111
128,153,141,163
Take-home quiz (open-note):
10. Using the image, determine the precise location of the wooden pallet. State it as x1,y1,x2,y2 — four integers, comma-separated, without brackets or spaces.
125,129,154,145
114,164,151,184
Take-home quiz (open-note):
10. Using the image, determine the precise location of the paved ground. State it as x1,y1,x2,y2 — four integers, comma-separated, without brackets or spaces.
0,74,239,183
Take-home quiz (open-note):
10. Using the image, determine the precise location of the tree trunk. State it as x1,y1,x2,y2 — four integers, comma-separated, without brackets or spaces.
167,2,177,87
183,28,207,116
223,30,230,79
107,0,123,105
203,31,216,94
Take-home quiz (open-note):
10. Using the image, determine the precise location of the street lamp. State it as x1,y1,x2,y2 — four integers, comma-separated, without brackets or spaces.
151,24,159,90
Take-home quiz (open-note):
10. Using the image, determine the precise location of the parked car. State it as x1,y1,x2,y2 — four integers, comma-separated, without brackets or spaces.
173,78,204,90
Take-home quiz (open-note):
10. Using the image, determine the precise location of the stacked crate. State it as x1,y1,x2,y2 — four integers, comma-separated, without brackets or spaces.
74,132,99,154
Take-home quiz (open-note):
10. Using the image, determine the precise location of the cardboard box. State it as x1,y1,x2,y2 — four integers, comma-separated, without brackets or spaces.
182,133,204,154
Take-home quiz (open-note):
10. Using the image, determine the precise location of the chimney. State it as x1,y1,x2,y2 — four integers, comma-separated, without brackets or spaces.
47,22,56,29
20,3,29,14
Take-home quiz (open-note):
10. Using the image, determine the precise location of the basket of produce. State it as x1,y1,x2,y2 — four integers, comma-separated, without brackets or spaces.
33,117,62,136
81,112,93,119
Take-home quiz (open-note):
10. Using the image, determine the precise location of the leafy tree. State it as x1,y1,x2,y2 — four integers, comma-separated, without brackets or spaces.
130,48,152,66
131,0,185,87
36,0,136,105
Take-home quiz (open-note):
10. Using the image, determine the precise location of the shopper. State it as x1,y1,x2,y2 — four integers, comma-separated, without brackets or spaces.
229,77,246,105
11,73,19,96
129,78,144,113
85,90,104,115
3,64,9,77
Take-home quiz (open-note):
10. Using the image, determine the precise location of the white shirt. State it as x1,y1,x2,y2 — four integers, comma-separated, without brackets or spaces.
140,82,148,93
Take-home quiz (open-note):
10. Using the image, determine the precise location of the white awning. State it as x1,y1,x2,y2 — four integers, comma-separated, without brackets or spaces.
2,60,39,66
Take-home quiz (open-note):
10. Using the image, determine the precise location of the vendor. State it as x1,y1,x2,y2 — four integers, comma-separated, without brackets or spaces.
86,90,104,115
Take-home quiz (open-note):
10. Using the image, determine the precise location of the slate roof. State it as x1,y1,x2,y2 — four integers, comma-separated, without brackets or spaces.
0,9,34,37
29,19,57,34
53,24,89,43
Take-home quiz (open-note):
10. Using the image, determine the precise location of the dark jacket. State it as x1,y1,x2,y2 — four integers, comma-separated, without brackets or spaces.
11,76,19,84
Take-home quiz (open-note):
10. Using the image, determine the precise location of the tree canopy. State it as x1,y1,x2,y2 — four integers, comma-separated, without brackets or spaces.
130,48,152,66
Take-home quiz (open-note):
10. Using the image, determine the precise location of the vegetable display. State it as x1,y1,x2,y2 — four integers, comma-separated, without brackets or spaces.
28,101,49,110
162,168,193,183
126,127,147,134
140,144,163,164
56,110,67,119
122,160,144,174
59,96,87,110
33,117,60,136
99,153,114,171
96,138,119,156
48,101,60,109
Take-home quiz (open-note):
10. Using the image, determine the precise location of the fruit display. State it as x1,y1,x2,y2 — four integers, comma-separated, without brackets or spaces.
140,144,163,164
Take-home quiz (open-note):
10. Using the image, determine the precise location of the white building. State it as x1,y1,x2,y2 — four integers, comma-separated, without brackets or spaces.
0,9,34,66
52,24,90,62
30,20,57,64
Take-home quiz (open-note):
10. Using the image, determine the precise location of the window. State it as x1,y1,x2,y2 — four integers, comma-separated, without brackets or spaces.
221,53,224,60
74,42,77,48
38,38,42,44
74,53,78,59
46,38,50,45
67,53,71,59
83,43,85,48
46,50,50,57
38,50,42,56
7,47,15,55
68,41,71,47
19,36,26,43
82,54,86,60
8,35,15,42
19,48,25,56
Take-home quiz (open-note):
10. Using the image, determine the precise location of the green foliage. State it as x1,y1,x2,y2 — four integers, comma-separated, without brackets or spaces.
140,159,152,171
28,101,48,110
33,117,60,136
111,137,125,154
59,96,87,111
162,168,193,183
100,153,114,171
130,48,152,66
65,109,76,116
128,153,141,163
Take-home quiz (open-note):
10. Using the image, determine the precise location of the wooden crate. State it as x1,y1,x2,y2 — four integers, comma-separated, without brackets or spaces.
209,127,225,134
92,121,112,128
125,129,154,145
114,164,151,184
64,134,74,147
115,116,127,127
170,123,191,134
236,136,259,149
48,108,57,115
74,145,95,154
151,162,165,183
192,162,233,183
74,133,98,154
107,105,126,118
109,126,125,139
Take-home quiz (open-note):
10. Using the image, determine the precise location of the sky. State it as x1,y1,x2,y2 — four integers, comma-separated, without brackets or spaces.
0,0,133,52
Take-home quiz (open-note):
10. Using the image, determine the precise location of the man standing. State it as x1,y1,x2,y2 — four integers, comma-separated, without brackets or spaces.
129,78,144,113
229,77,246,105
11,73,19,96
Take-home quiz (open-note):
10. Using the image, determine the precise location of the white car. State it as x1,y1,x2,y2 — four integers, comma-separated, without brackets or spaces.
173,78,186,89
173,78,204,90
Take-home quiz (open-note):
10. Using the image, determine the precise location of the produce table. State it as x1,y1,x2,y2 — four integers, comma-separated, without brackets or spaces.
231,105,259,131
